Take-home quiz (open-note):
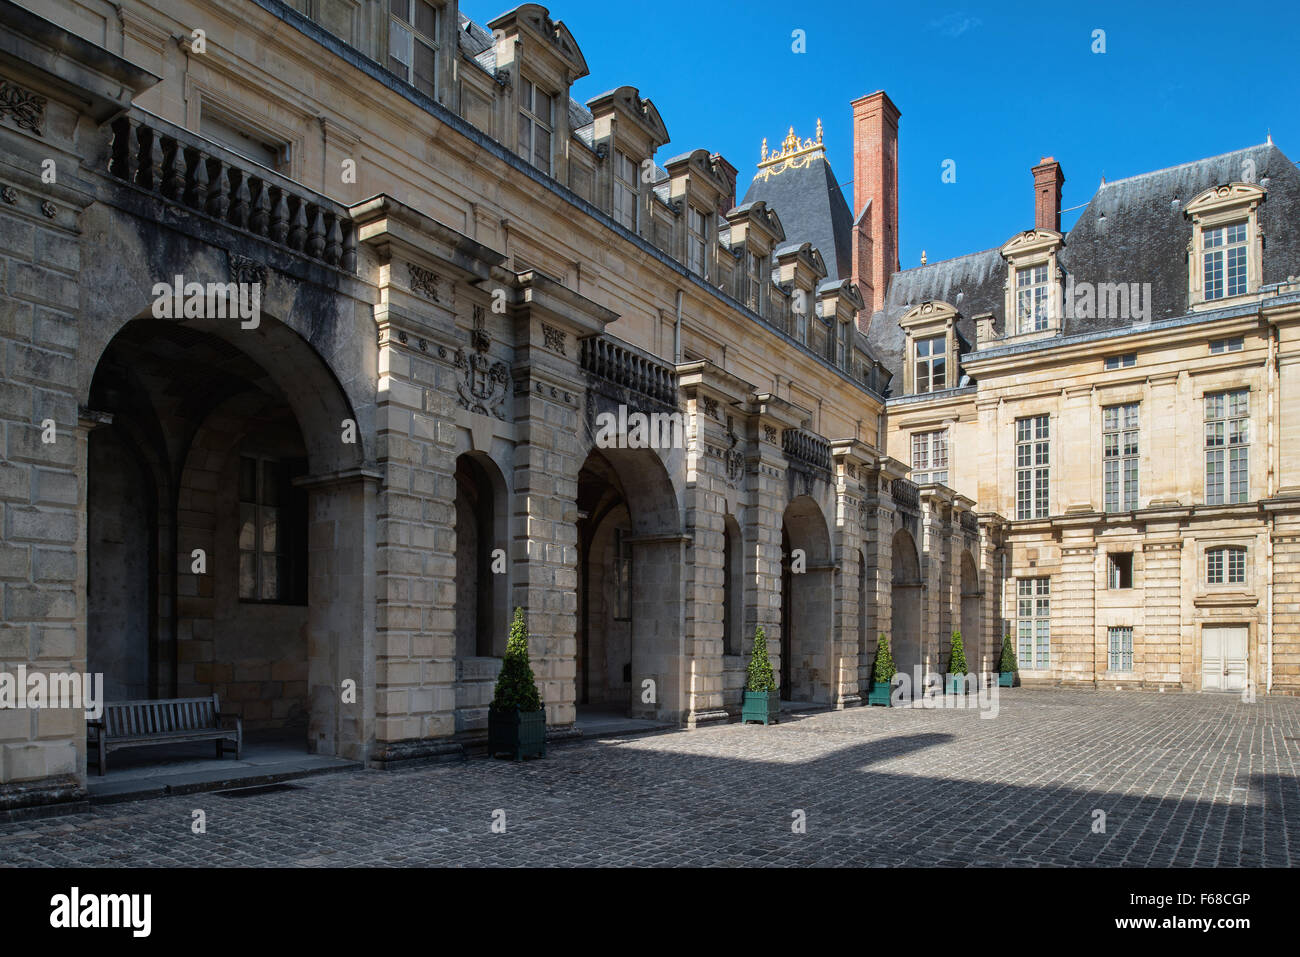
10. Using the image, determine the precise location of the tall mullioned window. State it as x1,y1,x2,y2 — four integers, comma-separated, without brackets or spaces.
1016,264,1050,333
1108,626,1133,672
1017,577,1050,670
613,150,638,230
388,0,439,98
911,429,949,485
687,206,709,278
238,455,307,604
914,334,946,393
517,78,554,174
744,250,762,313
1103,403,1139,512
1205,389,1249,504
1203,221,1248,300
1016,414,1050,519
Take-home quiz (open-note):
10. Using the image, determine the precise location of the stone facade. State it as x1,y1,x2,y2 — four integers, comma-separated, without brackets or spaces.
0,0,990,816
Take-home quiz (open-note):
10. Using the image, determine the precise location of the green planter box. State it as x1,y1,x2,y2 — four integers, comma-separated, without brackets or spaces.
742,690,780,725
946,675,969,695
487,706,546,761
867,682,893,707
999,672,1015,687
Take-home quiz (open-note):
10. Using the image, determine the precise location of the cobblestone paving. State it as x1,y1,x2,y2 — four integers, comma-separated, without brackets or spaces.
1,689,1297,867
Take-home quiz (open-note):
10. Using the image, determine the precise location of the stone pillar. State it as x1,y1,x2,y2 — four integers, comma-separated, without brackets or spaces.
1141,532,1185,690
509,273,611,730
1055,532,1096,686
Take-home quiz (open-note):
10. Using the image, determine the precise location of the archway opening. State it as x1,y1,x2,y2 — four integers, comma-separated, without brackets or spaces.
576,447,682,721
722,514,742,657
891,529,922,697
453,451,509,734
86,316,369,772
780,496,833,704
960,550,982,679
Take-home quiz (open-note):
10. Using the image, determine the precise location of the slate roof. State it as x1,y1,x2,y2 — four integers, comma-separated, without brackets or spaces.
866,143,1300,393
741,153,854,282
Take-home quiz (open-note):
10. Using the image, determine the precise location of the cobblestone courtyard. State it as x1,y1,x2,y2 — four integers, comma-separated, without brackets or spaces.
1,690,1297,867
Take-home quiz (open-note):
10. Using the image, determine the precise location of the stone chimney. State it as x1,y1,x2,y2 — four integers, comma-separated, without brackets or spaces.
1032,156,1065,232
851,90,900,317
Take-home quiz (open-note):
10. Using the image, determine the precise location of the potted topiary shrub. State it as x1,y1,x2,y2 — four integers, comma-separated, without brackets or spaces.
999,634,1017,687
946,630,969,694
868,633,895,706
487,607,546,760
741,626,780,725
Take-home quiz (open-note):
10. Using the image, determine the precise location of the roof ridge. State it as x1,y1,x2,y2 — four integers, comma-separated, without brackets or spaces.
894,245,1001,274
1099,143,1272,189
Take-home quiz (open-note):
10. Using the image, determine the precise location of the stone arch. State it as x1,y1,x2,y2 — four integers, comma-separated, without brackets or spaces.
722,513,743,657
85,315,375,763
576,446,685,720
780,494,833,703
960,549,982,678
452,451,511,734
891,528,923,695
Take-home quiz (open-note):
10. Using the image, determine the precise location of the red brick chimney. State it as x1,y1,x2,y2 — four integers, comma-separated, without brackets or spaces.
1032,156,1064,232
851,90,900,317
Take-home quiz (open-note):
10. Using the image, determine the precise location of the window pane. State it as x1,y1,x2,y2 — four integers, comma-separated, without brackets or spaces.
413,0,436,37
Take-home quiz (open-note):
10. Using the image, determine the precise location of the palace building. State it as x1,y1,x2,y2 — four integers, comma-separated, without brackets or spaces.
0,0,1297,816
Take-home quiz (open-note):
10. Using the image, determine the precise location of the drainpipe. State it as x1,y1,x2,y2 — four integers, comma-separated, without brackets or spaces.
1267,325,1278,692
673,289,684,363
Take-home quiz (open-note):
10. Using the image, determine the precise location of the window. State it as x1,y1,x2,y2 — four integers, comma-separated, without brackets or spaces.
1207,545,1247,585
613,528,632,620
1104,353,1136,370
1016,264,1050,333
613,150,638,230
1108,626,1133,672
1107,552,1133,589
1210,337,1244,354
1203,221,1248,301
1015,414,1050,519
914,334,946,394
1205,389,1249,504
744,249,761,312
911,430,949,485
1017,578,1050,670
838,322,850,370
687,205,709,278
388,0,439,98
199,108,288,172
238,455,307,603
1103,403,1139,512
517,78,554,173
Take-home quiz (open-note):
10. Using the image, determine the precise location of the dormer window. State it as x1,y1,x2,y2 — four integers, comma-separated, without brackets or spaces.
1202,221,1248,301
613,150,639,230
899,300,959,396
687,205,709,278
1000,229,1063,339
1185,183,1265,310
1016,264,1050,333
914,334,947,393
389,0,440,98
518,78,554,174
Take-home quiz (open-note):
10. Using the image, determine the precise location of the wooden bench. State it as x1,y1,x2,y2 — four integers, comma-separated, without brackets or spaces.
88,694,242,775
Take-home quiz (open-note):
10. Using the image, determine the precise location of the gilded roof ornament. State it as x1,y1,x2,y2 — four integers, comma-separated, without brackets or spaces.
754,120,825,180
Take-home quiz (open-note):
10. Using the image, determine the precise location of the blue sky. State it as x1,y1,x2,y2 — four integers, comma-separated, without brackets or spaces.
460,1,1299,267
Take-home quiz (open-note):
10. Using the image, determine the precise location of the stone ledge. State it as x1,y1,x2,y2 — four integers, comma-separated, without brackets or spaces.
0,774,87,822
367,737,466,769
